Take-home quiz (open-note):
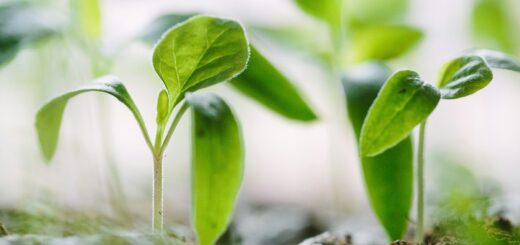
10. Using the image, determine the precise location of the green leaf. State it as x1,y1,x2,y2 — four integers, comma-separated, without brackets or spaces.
0,3,60,66
249,25,333,63
230,46,317,121
360,70,440,156
437,55,493,99
294,0,342,30
348,24,422,63
153,15,250,107
470,49,520,72
72,0,102,40
187,93,243,245
346,0,408,24
139,13,196,44
35,76,149,161
472,0,517,53
343,63,413,240
156,89,169,125
0,36,20,67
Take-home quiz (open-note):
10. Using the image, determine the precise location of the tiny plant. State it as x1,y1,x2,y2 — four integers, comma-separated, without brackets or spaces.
359,49,520,243
35,15,250,245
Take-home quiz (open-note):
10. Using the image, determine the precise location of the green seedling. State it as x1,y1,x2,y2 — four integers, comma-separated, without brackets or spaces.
292,0,421,241
359,49,520,243
36,15,250,245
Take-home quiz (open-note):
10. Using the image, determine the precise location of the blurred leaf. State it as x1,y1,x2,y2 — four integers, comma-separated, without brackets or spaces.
187,93,243,245
152,15,250,108
140,13,196,44
231,46,317,121
346,0,408,24
470,49,520,72
294,0,342,30
71,0,102,40
360,70,440,156
348,24,422,63
0,2,61,66
249,25,333,63
343,63,413,240
35,76,147,161
472,0,517,53
437,55,493,99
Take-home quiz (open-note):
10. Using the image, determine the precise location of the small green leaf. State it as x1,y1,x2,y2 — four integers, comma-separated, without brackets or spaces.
156,89,169,125
72,0,102,40
348,24,422,63
35,76,149,161
437,55,493,99
360,70,440,156
472,0,517,53
470,49,520,72
230,46,317,121
343,63,413,240
294,0,342,30
187,93,243,245
153,15,250,107
139,13,196,44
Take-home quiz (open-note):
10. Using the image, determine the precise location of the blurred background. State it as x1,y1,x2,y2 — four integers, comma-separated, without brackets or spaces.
0,0,519,240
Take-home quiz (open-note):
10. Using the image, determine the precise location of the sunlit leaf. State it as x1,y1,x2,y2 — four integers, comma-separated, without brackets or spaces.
187,93,243,245
139,13,196,44
437,55,493,99
231,46,317,121
72,0,102,40
472,0,517,53
343,63,413,240
294,0,342,30
360,70,440,156
153,15,250,107
348,24,422,63
470,49,520,72
35,76,148,161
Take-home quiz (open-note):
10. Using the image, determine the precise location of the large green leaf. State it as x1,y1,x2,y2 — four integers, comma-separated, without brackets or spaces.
472,0,517,53
343,63,413,240
294,0,342,30
437,55,493,99
0,3,60,66
348,24,422,63
187,93,243,245
360,70,440,157
35,76,149,161
470,49,520,72
153,15,250,107
231,46,317,121
139,13,196,44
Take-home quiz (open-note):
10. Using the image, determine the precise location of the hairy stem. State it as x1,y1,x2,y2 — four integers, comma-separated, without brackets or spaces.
415,121,427,243
152,154,164,233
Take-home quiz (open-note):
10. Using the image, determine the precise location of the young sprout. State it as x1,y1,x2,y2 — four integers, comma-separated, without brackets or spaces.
359,49,520,243
35,15,250,245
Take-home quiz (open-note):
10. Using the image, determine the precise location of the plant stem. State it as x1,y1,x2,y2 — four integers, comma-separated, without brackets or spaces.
160,102,189,154
152,154,164,233
415,121,427,244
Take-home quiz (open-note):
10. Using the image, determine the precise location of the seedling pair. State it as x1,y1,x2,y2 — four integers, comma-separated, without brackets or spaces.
36,15,249,245
359,49,520,243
